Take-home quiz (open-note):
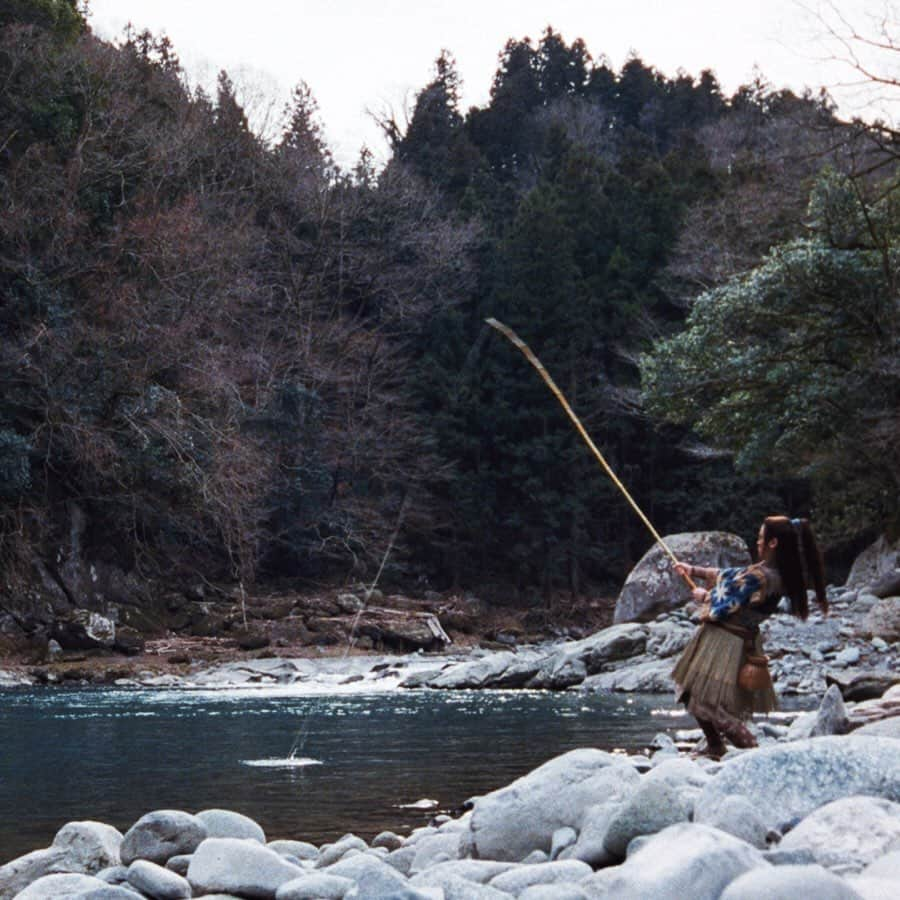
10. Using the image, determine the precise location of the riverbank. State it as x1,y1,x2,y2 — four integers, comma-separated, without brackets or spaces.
3,692,899,899
2,579,897,703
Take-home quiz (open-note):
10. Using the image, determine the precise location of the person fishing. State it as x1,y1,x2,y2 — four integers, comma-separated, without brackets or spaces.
671,516,829,759
485,322,831,759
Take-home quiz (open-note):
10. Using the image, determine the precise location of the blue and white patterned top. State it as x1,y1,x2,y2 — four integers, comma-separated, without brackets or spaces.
707,564,778,622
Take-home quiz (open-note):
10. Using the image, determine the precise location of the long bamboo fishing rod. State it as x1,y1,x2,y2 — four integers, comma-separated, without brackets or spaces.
485,317,696,591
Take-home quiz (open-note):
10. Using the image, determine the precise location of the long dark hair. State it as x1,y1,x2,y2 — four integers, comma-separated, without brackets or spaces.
763,516,827,620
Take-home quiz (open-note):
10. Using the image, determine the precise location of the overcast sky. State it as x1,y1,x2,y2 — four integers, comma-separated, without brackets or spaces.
87,1,887,168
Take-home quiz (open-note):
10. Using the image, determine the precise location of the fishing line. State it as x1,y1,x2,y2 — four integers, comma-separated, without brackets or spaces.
284,493,411,760
485,317,696,590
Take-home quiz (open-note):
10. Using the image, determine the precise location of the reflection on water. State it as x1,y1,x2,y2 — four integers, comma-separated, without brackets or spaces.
0,685,692,862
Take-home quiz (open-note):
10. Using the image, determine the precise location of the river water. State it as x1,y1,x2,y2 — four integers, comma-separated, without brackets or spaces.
1,686,694,862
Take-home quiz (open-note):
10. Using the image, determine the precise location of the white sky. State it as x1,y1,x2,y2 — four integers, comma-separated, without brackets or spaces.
87,1,891,168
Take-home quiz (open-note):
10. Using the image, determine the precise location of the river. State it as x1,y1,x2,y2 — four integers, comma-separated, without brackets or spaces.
0,685,698,862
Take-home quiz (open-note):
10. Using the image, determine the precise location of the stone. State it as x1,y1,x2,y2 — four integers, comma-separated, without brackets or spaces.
826,671,900,702
693,737,900,833
601,774,696,858
720,864,864,900
527,654,588,690
164,856,192,876
97,866,131,884
74,887,145,898
779,796,900,873
323,853,409,899
564,623,649,671
853,716,900,738
196,810,265,843
862,598,900,643
11,873,113,899
51,610,117,651
614,531,750,623
549,827,577,860
383,847,417,876
463,748,641,861
862,847,900,884
860,848,900,880
845,536,900,590
764,847,818,866
409,860,518,889
697,794,770,849
317,836,370,868
559,802,619,867
846,876,900,899
411,872,509,899
809,685,851,737
187,838,304,897
121,811,207,865
871,570,900,598
584,823,768,900
408,833,462,874
488,860,592,894
127,859,192,899
371,832,404,852
267,840,319,861
275,873,355,899
833,647,862,667
0,821,123,900
644,621,694,658
576,658,675,693
519,886,590,900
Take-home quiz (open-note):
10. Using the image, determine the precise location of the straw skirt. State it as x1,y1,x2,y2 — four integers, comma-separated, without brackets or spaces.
671,622,777,723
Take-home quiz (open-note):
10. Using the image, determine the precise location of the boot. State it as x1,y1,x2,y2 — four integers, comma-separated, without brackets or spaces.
695,717,727,759
718,718,758,749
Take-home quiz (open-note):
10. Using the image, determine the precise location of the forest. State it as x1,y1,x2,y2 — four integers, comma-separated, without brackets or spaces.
1,0,898,621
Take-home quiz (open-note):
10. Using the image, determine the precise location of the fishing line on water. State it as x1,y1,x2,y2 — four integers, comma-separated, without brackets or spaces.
284,492,411,761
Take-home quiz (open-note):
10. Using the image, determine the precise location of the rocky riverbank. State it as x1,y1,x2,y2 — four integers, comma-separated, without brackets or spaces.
3,686,900,899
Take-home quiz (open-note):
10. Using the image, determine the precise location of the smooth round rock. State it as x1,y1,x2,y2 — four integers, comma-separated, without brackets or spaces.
720,864,864,899
120,810,208,865
127,859,192,899
196,810,265,844
275,872,355,899
187,837,304,897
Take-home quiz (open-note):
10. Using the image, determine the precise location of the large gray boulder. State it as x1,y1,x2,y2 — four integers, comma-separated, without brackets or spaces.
693,737,900,832
861,598,900,643
576,658,675,693
779,796,900,873
582,823,768,900
565,624,649,671
614,531,750,623
0,821,123,900
527,655,588,691
195,810,265,844
121,811,207,865
720,864,864,900
463,749,641,861
846,535,900,589
187,838,304,898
